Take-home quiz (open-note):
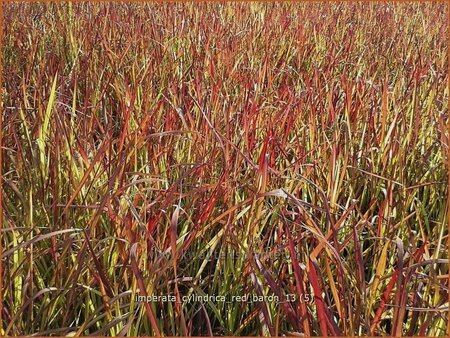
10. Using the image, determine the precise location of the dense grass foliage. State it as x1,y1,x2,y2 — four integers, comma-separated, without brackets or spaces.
2,2,449,336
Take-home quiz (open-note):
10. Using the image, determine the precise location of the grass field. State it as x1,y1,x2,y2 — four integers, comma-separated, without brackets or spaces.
2,2,449,336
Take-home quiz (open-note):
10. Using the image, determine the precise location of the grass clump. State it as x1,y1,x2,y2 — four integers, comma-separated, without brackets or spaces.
2,2,449,336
